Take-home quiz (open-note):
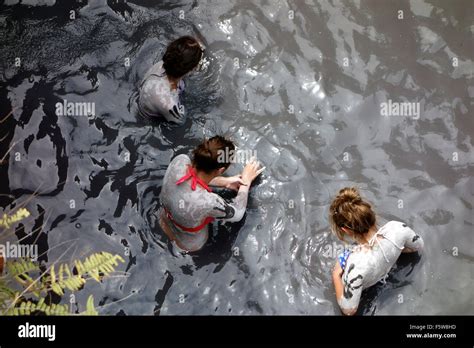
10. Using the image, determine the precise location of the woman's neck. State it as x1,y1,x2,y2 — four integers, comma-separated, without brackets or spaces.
357,225,378,245
195,168,216,185
167,75,181,91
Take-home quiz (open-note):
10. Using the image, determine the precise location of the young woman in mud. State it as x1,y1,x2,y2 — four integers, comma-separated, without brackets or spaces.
138,36,203,124
159,136,265,252
329,187,424,315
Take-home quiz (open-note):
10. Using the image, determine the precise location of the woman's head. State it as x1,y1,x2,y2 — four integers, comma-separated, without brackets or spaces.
162,36,203,78
329,187,376,241
192,136,235,175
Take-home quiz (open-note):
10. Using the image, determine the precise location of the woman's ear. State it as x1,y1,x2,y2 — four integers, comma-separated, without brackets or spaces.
217,167,226,176
341,227,352,236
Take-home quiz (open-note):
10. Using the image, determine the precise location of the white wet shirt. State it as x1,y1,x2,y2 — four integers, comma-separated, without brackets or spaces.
160,154,249,251
338,221,424,312
138,60,185,124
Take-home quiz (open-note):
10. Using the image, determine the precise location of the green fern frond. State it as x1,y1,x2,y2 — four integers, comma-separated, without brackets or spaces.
44,252,123,296
6,299,70,316
0,208,30,229
1,251,124,315
6,259,40,278
0,279,16,305
80,295,98,315
75,252,125,281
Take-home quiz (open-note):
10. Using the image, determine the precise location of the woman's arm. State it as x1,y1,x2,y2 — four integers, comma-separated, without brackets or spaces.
209,158,263,223
333,261,362,316
402,247,417,253
332,262,345,307
209,185,250,223
401,223,424,252
209,176,227,187
209,176,246,191
165,102,185,125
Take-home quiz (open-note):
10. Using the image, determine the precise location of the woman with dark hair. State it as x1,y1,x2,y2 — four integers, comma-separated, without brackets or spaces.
159,136,264,252
138,36,204,124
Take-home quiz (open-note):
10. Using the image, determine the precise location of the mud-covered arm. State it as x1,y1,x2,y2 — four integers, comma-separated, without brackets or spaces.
164,100,185,125
402,224,424,252
335,263,364,316
165,79,186,124
209,176,230,187
209,185,249,223
209,176,246,191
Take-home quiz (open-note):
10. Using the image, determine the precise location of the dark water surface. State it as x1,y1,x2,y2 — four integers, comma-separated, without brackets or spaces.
0,0,473,315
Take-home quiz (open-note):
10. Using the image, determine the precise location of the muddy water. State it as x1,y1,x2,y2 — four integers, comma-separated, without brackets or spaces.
0,0,473,315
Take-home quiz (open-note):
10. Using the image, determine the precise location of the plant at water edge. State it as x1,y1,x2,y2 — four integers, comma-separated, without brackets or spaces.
0,251,125,315
0,208,125,315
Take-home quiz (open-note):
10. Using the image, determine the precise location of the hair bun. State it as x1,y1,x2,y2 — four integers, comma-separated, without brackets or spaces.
329,186,376,239
338,187,362,205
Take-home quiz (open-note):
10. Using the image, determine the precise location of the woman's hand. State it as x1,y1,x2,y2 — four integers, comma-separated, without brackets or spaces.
223,175,246,191
241,158,265,186
209,176,246,191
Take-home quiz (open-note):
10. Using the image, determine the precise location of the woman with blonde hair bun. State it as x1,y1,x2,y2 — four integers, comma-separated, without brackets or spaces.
329,187,424,315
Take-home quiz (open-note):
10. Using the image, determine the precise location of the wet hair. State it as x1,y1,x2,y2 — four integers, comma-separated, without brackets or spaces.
329,187,376,241
192,136,235,174
162,36,203,78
